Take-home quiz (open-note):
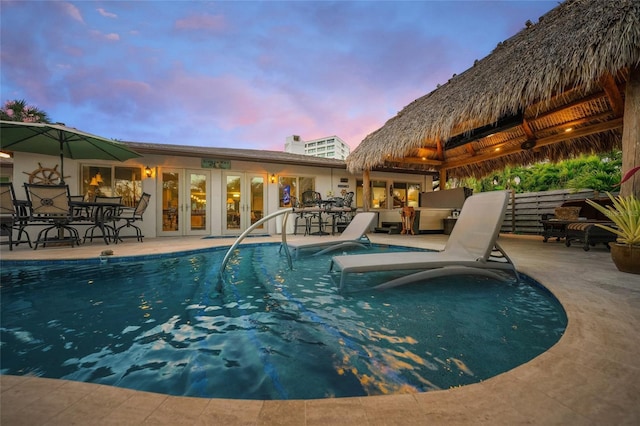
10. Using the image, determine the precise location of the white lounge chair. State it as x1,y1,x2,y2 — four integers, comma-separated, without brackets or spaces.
329,191,518,291
282,211,376,257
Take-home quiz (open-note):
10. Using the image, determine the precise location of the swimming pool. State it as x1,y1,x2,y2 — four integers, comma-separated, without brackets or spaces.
0,243,566,400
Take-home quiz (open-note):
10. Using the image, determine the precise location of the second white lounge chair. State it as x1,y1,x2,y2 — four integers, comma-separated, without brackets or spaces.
329,191,518,292
283,211,376,257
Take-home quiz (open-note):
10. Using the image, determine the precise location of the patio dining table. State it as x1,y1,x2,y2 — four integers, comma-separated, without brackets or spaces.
70,200,123,245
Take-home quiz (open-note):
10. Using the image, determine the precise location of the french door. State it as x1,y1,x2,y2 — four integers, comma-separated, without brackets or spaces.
159,169,210,236
223,172,265,235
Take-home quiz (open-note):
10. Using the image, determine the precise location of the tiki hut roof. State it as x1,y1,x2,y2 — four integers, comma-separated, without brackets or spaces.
347,0,640,179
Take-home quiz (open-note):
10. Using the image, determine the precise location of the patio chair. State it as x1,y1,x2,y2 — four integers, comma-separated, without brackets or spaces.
24,183,81,249
295,190,324,235
282,211,376,258
114,193,151,242
69,195,91,222
329,191,518,292
0,182,32,250
291,197,308,235
328,191,355,234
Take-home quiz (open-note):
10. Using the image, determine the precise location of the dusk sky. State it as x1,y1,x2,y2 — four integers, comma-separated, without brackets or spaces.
1,0,557,152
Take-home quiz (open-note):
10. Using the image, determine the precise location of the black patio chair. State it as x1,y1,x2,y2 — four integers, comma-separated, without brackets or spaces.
114,192,151,242
0,182,32,250
24,183,81,249
299,190,324,235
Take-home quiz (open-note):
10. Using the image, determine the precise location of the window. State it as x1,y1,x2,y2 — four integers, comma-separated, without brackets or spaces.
81,165,142,206
356,179,387,209
355,180,421,209
392,182,421,208
278,176,315,207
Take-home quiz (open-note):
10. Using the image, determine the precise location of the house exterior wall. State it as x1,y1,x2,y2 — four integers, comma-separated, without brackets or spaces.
10,149,431,238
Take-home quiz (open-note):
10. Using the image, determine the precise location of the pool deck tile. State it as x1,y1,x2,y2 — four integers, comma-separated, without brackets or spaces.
2,233,640,425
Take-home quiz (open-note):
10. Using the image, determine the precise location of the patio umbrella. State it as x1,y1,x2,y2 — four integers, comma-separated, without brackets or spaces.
0,120,142,184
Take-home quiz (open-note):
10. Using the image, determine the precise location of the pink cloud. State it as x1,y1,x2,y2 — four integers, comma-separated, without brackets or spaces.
175,14,226,33
60,2,84,23
97,8,117,19
90,30,120,41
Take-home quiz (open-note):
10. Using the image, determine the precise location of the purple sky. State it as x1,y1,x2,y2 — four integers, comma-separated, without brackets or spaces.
1,0,557,152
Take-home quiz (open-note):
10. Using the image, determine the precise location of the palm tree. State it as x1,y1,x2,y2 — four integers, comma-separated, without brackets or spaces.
1,99,51,123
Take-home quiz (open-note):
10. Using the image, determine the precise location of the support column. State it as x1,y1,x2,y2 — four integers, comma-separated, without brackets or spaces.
621,65,640,198
439,169,447,190
424,175,433,192
363,169,371,211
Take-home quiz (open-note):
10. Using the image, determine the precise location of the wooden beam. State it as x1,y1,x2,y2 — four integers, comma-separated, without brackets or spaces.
521,118,536,140
621,65,640,198
542,111,613,135
442,118,624,169
465,144,476,156
600,72,625,117
386,156,443,166
436,139,444,160
439,169,447,188
527,91,608,122
362,169,371,211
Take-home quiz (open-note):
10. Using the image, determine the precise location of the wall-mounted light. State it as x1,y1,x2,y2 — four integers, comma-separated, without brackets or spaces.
270,173,276,184
145,166,153,178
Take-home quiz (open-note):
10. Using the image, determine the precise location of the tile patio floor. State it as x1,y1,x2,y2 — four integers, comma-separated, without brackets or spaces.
1,232,639,425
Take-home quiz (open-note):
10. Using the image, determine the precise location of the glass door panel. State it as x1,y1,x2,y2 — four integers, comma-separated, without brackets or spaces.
223,173,266,234
187,171,209,235
250,176,264,229
161,171,180,234
225,175,241,232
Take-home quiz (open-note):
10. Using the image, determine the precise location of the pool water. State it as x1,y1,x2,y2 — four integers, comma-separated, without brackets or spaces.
0,244,566,400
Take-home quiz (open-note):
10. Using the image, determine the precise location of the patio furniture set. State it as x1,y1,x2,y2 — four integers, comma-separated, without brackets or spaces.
540,198,618,251
0,182,150,250
292,190,356,236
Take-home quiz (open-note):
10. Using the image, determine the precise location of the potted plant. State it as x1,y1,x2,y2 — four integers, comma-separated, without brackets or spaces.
586,193,640,274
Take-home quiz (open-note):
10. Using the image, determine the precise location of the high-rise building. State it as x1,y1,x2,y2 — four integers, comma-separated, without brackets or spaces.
285,135,350,160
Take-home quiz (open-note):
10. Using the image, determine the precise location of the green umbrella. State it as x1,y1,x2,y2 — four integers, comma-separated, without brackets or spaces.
0,120,142,184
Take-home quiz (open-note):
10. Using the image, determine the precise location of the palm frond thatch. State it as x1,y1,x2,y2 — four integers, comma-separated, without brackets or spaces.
347,0,640,179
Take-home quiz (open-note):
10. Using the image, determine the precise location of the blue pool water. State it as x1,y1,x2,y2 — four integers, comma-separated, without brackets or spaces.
0,244,566,400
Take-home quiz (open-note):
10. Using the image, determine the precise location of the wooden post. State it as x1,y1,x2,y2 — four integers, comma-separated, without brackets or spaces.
362,169,371,211
439,169,447,190
511,189,516,233
621,64,640,198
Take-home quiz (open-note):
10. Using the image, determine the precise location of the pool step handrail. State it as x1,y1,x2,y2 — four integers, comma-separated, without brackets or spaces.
219,208,294,280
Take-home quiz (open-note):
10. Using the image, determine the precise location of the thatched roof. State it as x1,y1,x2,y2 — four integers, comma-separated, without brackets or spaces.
347,0,640,179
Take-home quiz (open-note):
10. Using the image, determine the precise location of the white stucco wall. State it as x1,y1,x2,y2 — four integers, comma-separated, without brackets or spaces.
10,151,433,239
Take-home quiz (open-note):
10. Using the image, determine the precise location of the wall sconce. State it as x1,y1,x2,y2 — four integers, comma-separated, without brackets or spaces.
145,166,153,178
270,173,276,184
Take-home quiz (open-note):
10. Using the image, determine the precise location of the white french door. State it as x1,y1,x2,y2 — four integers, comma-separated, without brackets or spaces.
223,172,265,235
159,169,211,236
